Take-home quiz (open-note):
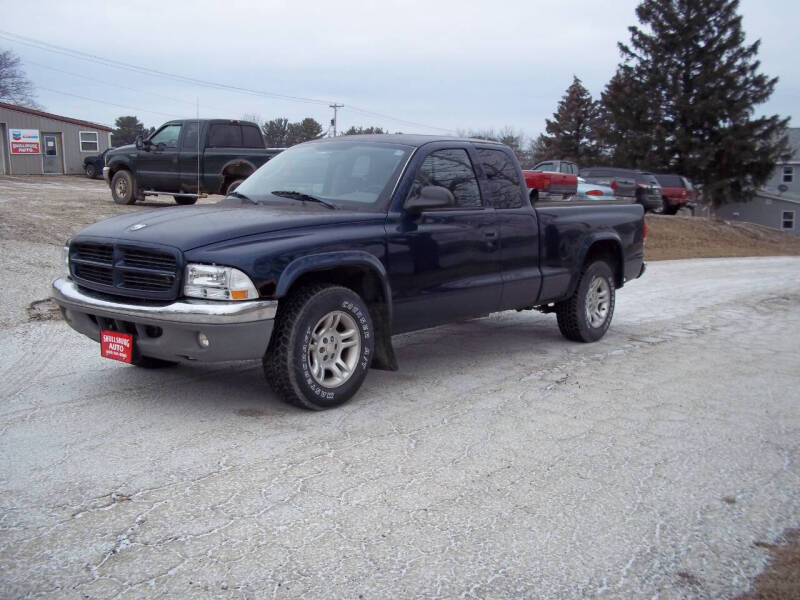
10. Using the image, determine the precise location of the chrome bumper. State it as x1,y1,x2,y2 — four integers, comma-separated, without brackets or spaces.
102,166,111,184
52,278,278,362
53,278,277,323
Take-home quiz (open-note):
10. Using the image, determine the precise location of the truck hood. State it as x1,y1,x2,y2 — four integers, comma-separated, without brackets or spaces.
106,144,136,157
73,202,379,251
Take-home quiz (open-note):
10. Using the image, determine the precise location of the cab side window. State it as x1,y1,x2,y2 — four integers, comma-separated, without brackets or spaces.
150,124,182,148
408,148,482,208
181,122,199,151
476,148,522,208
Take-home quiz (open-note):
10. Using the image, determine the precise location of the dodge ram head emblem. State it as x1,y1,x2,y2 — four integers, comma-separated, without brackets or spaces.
129,223,147,231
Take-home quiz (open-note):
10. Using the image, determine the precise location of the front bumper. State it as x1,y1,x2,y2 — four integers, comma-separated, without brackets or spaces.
102,166,111,184
52,277,277,363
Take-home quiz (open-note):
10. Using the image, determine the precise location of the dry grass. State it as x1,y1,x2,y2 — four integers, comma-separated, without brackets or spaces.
735,529,800,600
645,214,800,261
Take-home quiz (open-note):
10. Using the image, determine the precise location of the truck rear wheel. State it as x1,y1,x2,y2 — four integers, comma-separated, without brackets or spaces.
111,170,138,205
263,284,374,410
225,179,245,195
555,260,615,342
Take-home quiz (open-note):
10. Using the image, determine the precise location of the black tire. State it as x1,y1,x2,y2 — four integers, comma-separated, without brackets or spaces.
174,195,198,205
662,197,678,215
263,284,374,410
85,163,97,179
555,260,616,343
111,170,137,205
529,189,539,203
130,355,178,369
225,179,245,195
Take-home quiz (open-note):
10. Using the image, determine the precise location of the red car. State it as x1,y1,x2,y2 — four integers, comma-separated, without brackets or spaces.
523,160,578,201
654,174,696,214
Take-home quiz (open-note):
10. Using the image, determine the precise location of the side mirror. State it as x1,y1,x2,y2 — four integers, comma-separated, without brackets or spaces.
135,135,143,150
404,185,455,214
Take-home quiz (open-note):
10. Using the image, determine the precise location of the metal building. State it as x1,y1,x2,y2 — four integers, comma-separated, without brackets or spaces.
0,101,112,176
714,127,800,236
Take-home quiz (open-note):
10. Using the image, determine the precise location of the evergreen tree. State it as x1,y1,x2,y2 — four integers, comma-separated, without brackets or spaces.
111,116,153,146
600,0,789,206
343,126,386,135
287,118,324,145
262,117,290,147
538,76,601,165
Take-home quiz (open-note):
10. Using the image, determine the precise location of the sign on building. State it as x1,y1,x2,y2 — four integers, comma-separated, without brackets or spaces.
9,129,41,154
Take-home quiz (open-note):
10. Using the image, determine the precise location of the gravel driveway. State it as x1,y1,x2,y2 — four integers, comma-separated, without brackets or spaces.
1,177,799,599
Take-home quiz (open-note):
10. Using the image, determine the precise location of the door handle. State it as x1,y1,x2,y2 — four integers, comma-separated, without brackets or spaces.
484,230,498,239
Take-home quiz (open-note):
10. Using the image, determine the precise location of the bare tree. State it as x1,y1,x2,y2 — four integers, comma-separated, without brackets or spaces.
241,113,261,124
0,49,40,108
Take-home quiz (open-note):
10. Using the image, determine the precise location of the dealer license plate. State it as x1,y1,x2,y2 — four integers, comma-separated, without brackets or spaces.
100,330,133,363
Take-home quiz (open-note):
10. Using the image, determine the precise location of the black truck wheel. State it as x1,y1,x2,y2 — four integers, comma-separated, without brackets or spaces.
111,170,138,205
174,195,198,205
85,163,97,179
225,179,245,195
263,284,374,410
555,260,616,342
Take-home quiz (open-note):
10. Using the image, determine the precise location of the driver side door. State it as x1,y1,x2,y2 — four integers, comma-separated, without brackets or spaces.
136,123,182,191
387,146,502,333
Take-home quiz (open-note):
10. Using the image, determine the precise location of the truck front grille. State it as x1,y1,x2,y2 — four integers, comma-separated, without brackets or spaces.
69,241,182,301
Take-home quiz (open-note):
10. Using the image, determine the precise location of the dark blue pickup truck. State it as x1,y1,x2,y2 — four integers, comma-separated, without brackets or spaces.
53,135,646,409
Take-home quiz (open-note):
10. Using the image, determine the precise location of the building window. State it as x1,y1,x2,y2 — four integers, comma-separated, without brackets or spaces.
783,167,794,183
782,210,795,230
79,131,99,152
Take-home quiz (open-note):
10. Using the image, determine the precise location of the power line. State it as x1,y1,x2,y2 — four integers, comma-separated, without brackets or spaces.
37,86,184,120
0,29,455,133
0,30,332,106
25,59,233,115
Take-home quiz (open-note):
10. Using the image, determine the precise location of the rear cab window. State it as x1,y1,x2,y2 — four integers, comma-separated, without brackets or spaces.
476,147,523,208
208,124,242,147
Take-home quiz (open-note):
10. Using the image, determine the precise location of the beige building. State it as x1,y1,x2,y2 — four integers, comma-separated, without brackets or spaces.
0,101,112,176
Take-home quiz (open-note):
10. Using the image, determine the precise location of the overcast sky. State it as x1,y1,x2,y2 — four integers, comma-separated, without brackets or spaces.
1,0,796,140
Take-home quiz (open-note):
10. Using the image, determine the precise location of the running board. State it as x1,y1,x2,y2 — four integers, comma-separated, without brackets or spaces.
142,191,208,199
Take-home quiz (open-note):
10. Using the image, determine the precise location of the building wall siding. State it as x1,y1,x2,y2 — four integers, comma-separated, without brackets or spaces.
0,106,111,175
715,195,799,236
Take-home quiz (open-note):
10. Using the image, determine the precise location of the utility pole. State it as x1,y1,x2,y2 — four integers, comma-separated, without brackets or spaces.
329,103,344,137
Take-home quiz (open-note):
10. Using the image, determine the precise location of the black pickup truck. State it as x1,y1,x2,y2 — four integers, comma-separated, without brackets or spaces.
54,135,646,410
102,119,283,205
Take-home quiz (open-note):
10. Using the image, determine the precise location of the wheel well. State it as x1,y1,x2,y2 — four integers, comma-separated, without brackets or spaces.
287,266,384,307
584,240,623,287
529,188,539,202
221,162,254,191
108,165,130,179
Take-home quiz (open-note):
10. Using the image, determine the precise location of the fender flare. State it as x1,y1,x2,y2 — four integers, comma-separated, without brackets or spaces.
220,158,257,177
568,233,625,296
276,251,397,371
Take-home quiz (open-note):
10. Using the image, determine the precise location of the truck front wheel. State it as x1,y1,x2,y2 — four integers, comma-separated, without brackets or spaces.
555,260,616,342
111,170,138,205
263,284,374,410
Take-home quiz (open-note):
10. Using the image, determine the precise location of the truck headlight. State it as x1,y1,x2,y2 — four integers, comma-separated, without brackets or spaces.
62,243,70,275
183,264,259,301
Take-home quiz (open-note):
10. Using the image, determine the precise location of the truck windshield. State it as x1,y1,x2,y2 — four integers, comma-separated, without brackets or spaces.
234,141,413,210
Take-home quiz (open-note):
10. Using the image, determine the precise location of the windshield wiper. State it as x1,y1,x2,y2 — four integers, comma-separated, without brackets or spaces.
271,190,336,209
227,190,256,204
